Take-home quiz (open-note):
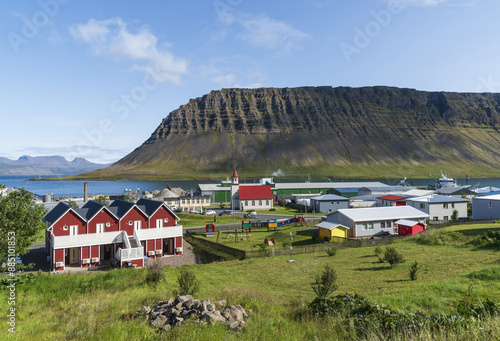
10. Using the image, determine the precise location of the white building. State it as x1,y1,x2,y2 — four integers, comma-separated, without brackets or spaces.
326,206,428,238
405,194,468,221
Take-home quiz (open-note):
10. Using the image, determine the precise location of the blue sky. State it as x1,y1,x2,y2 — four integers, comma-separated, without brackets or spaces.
0,0,498,164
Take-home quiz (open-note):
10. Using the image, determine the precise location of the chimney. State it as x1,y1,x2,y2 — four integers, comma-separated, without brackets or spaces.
84,182,88,202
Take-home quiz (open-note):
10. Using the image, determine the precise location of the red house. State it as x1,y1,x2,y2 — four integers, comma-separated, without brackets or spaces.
396,219,426,236
45,198,182,271
377,195,408,207
237,185,274,211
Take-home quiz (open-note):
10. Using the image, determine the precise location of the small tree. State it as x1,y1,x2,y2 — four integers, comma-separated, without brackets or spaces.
123,194,135,203
451,209,459,221
326,246,338,257
94,196,109,206
312,264,338,299
383,247,405,268
409,260,420,281
176,268,200,296
0,188,48,261
145,260,166,285
67,200,79,209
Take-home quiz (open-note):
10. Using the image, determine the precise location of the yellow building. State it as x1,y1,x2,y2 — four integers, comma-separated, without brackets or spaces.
317,221,350,241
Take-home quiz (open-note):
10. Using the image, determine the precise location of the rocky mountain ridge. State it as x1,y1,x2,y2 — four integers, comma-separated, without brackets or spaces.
82,86,500,179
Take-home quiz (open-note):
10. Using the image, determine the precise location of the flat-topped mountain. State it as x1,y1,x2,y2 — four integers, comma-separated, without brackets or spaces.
81,86,500,179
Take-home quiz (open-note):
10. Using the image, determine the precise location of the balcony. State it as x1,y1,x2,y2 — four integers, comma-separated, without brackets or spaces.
135,224,183,240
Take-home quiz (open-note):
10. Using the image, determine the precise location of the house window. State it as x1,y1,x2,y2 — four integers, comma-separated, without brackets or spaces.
433,217,438,221
367,222,374,230
182,199,186,204
259,200,262,206
328,209,332,212
63,225,68,231
381,222,385,228
444,216,448,221
489,201,492,209
451,203,455,208
245,201,248,206
196,199,200,204
331,201,334,205
420,203,425,209
361,223,367,230
96,223,104,234
70,225,78,236
266,200,269,205
156,219,163,228
252,200,255,206
443,203,449,209
386,221,392,228
336,201,339,205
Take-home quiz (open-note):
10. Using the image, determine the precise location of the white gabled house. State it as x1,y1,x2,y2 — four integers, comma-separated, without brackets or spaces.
326,206,428,238
405,194,468,222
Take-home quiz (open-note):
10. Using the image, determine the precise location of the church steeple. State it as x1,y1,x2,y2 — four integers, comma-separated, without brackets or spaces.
231,167,239,185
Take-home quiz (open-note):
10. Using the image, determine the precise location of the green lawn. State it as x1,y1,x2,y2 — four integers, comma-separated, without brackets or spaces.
176,212,244,227
2,223,500,340
192,225,317,250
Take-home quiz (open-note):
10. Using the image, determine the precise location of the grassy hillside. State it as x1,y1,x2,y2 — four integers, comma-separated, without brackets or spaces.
1,223,499,340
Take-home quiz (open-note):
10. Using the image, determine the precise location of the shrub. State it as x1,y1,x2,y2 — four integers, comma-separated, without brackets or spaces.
269,208,277,211
175,268,200,296
312,264,338,300
409,260,420,281
145,260,165,285
326,246,338,257
471,230,500,248
383,247,405,268
374,246,383,256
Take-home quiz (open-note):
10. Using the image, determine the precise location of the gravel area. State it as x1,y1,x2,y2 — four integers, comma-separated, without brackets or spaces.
154,240,203,268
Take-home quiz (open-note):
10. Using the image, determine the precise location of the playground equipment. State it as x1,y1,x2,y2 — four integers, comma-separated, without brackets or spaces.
241,215,307,232
205,222,215,237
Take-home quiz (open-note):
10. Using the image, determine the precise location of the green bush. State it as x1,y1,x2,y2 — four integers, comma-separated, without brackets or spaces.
383,247,405,268
326,246,338,257
145,260,165,285
312,264,338,300
471,230,500,248
175,269,200,296
374,246,383,256
413,230,461,245
269,208,277,211
409,260,420,281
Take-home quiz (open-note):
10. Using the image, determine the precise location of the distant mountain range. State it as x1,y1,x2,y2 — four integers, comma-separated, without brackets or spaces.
74,86,500,180
0,155,111,176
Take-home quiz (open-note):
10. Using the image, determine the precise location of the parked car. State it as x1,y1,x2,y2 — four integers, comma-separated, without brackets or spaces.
191,209,200,214
244,211,258,218
1,256,23,271
205,210,216,216
218,210,232,216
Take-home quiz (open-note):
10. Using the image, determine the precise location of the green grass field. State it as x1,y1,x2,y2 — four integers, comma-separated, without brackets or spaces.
1,223,499,340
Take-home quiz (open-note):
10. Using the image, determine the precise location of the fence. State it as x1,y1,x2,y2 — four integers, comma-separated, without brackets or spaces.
185,231,393,260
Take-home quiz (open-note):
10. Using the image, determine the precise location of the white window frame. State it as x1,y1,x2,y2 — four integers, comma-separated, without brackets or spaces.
156,219,163,228
96,223,104,234
134,220,141,231
70,225,78,236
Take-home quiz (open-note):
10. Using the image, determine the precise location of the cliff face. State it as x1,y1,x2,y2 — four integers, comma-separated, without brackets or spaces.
90,86,500,179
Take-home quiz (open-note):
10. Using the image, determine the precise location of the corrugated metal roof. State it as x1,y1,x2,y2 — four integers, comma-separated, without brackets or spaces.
316,221,350,230
331,206,428,221
377,195,408,201
395,219,420,226
199,181,390,192
407,194,468,203
473,194,500,201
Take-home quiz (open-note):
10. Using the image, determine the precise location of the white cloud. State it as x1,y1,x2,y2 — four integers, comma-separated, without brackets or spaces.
387,0,476,8
220,12,309,52
70,18,187,84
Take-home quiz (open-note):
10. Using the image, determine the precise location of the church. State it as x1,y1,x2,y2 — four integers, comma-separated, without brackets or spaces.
230,168,274,211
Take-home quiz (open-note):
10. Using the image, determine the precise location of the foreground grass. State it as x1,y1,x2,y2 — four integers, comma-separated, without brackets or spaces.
1,224,499,340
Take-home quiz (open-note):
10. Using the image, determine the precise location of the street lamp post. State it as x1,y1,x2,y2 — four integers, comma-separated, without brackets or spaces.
287,232,293,262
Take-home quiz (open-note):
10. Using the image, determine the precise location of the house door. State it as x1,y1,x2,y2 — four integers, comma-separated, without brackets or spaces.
69,248,79,265
163,238,173,255
134,221,141,231
100,245,113,260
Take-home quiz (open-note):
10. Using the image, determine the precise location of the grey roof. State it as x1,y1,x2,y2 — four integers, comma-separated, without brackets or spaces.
328,187,360,193
44,201,70,225
78,200,106,221
316,221,350,230
108,199,135,218
137,198,163,216
311,194,349,201
407,194,468,203
329,206,429,221
361,186,414,192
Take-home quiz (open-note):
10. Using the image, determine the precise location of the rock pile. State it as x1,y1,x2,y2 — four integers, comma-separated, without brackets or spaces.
127,295,249,331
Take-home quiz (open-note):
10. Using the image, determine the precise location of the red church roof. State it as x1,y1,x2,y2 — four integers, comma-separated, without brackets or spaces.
377,195,408,201
238,185,273,200
232,167,238,178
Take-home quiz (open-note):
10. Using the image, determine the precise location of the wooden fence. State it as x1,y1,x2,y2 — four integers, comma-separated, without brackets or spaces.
185,231,393,260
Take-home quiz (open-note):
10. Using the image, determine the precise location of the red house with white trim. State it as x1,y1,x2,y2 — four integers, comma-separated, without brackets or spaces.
396,219,426,236
45,198,183,271
237,185,274,211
